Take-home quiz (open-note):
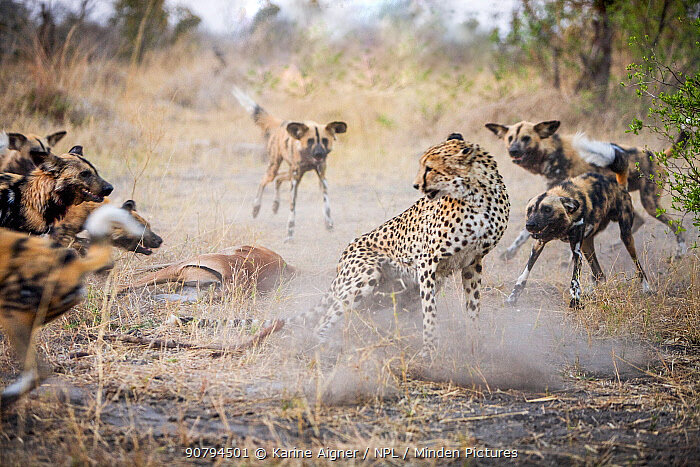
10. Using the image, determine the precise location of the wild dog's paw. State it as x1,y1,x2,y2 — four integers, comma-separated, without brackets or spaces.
252,204,261,218
271,200,279,214
500,248,517,261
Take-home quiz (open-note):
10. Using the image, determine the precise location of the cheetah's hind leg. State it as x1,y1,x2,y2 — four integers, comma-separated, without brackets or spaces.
315,253,386,344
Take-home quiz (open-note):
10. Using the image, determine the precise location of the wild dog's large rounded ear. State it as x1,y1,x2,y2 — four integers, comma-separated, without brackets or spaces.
286,122,309,140
534,120,560,139
559,196,580,214
7,132,28,150
122,200,137,212
35,151,64,172
485,123,508,138
46,130,67,146
325,121,347,135
68,145,83,155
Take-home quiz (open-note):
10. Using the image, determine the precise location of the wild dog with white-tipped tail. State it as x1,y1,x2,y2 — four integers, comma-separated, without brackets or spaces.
232,86,347,242
485,120,689,258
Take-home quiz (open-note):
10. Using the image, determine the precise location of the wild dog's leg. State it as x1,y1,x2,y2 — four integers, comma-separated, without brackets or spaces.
253,157,283,218
461,257,482,321
568,227,585,309
619,202,653,294
272,171,289,214
500,228,530,261
506,240,546,306
284,170,302,242
581,236,605,284
0,312,41,406
631,209,646,233
315,167,333,231
639,177,686,256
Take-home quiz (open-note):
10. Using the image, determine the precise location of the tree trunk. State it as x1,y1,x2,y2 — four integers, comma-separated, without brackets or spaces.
576,0,613,101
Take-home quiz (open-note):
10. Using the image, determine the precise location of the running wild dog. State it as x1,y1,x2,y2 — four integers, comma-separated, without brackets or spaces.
505,149,651,308
485,120,689,258
232,86,347,242
0,204,146,407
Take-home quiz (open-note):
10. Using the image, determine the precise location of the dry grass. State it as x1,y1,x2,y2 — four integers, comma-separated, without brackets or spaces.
0,39,698,465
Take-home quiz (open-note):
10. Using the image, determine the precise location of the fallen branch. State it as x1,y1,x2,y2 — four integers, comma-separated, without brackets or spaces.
94,320,285,357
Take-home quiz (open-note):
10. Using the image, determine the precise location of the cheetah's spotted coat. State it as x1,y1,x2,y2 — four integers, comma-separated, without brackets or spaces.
306,134,510,354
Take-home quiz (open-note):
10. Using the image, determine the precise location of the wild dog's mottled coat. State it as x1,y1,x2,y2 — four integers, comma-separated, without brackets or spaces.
485,120,689,257
232,86,347,241
0,205,146,406
51,199,162,255
0,146,112,235
302,134,509,355
506,166,651,308
1,131,66,175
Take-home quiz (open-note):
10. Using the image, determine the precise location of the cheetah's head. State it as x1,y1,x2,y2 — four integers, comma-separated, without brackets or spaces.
413,133,481,200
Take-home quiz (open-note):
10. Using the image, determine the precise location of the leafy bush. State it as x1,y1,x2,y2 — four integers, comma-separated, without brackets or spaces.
626,19,700,232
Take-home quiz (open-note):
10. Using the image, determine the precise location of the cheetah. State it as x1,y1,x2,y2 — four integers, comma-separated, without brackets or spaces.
303,133,509,355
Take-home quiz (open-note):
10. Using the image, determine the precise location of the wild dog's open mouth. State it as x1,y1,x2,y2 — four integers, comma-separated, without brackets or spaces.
510,154,525,164
80,188,104,202
529,227,553,240
134,245,153,255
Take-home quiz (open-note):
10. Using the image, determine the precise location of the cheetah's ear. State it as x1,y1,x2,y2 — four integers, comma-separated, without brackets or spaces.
286,122,309,140
485,123,508,138
559,197,580,214
447,133,463,141
533,120,560,139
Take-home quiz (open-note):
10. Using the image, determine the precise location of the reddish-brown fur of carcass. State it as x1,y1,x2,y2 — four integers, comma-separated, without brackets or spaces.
124,245,295,293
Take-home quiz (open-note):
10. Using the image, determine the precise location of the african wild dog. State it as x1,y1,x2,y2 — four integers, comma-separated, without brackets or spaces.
51,199,163,255
505,152,651,309
0,205,147,407
1,130,67,174
0,145,113,235
485,120,689,258
232,86,347,242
